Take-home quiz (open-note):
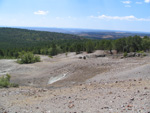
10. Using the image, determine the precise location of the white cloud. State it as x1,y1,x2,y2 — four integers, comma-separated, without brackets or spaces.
34,10,49,15
90,15,150,21
145,0,150,3
136,2,142,4
122,1,131,4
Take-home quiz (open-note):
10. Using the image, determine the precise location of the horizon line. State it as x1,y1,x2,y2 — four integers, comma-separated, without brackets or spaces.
0,25,150,34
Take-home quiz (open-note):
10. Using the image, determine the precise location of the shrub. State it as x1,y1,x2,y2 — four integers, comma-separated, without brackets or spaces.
124,52,128,57
86,40,94,53
137,51,147,57
17,52,41,64
34,56,41,62
49,55,53,58
65,52,68,57
137,51,144,54
10,83,19,87
0,74,19,88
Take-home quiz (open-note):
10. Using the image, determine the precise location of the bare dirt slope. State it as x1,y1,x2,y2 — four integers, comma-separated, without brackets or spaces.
0,51,109,87
0,51,150,113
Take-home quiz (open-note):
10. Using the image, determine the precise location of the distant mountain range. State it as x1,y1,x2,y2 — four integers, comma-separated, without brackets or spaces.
9,27,150,39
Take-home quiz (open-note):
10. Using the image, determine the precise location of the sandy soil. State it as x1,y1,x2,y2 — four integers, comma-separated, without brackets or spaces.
0,51,150,113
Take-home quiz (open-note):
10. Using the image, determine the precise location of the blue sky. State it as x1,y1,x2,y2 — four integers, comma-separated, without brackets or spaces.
0,0,150,32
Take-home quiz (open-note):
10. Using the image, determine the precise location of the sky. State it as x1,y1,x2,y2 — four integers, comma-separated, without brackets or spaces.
0,0,150,32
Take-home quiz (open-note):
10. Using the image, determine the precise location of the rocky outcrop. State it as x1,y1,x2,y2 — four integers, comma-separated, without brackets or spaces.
124,52,147,58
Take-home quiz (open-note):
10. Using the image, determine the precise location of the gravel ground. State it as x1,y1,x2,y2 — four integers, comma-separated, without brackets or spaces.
0,51,150,113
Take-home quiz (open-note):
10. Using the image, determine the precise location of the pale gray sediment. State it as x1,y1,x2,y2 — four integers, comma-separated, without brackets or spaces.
48,73,68,84
0,51,150,113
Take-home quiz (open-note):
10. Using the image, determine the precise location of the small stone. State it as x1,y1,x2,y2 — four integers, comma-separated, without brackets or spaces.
68,104,74,108
101,107,109,109
127,105,133,108
69,101,74,104
118,95,121,97
121,105,125,108
42,89,48,92
83,56,86,60
109,92,113,94
128,108,132,110
130,98,134,101
46,111,51,113
143,93,147,95
144,87,148,89
123,90,126,92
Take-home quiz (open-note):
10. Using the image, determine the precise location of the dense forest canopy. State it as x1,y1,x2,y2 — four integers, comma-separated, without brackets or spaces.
0,28,82,48
0,28,85,58
0,28,150,59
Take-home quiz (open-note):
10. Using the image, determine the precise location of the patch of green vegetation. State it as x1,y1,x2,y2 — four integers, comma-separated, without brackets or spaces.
137,51,144,54
65,52,68,57
137,51,147,57
123,52,128,57
17,52,40,64
49,55,53,58
0,74,19,88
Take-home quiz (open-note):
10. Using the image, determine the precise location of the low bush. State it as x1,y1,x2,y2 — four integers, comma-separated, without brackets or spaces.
49,55,53,58
123,52,128,57
143,54,147,56
17,52,41,64
0,74,19,88
137,51,144,54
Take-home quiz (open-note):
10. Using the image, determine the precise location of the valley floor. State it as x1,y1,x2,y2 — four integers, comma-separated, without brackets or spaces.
0,51,150,113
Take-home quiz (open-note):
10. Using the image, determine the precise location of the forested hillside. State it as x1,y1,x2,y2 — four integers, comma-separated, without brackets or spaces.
0,28,85,58
0,28,82,49
0,28,150,59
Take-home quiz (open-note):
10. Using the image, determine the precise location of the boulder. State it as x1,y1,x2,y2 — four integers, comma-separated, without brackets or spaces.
79,56,82,59
83,56,86,59
127,53,136,57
